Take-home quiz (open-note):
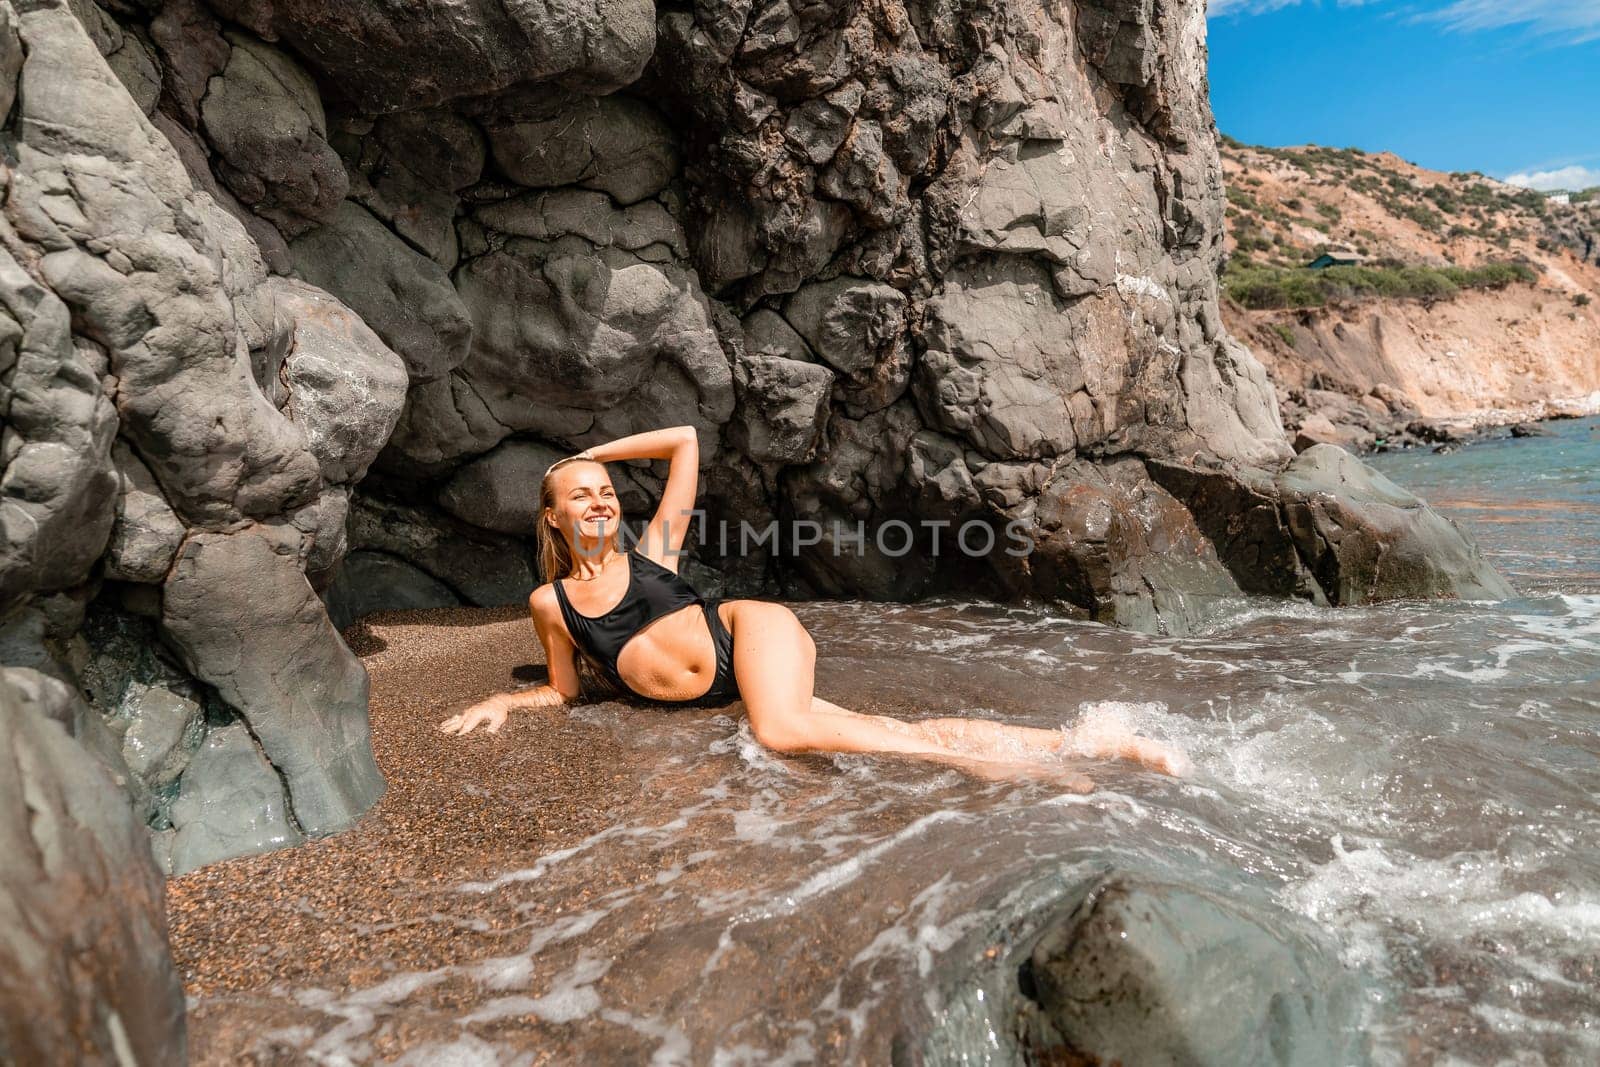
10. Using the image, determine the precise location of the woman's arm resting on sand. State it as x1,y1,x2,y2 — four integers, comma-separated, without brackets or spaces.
438,586,585,738
588,426,699,561
438,686,566,736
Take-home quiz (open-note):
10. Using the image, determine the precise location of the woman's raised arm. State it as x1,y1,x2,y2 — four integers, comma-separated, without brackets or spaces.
587,425,699,565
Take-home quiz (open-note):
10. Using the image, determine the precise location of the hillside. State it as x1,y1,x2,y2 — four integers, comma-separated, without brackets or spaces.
1219,137,1600,450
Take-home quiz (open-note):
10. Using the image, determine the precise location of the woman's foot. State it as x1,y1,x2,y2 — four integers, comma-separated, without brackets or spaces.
1061,707,1192,778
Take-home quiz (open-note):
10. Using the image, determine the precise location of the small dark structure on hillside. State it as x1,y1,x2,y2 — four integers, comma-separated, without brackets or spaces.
1306,248,1366,269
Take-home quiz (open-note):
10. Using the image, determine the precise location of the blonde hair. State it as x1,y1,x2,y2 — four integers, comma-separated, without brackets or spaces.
536,458,623,701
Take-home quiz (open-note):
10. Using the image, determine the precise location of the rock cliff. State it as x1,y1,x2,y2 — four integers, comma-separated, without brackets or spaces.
0,4,1513,1044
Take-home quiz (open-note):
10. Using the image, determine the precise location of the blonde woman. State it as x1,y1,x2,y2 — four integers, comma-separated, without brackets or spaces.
438,426,1189,780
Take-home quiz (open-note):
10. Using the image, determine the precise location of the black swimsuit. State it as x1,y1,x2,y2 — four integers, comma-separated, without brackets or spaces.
552,548,742,707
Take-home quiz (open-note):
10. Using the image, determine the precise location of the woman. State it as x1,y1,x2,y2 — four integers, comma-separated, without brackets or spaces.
437,426,1189,779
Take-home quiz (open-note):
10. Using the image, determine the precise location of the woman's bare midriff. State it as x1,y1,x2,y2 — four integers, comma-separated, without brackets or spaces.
610,602,727,701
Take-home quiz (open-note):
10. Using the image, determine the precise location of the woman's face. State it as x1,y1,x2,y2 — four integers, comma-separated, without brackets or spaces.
547,462,621,552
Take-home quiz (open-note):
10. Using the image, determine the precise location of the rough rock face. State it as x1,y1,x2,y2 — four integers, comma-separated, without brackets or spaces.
0,668,187,1066
1,0,402,878
2,0,1511,898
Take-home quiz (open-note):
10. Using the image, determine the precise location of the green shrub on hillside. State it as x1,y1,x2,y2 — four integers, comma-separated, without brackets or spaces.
1226,187,1259,211
1224,261,1536,310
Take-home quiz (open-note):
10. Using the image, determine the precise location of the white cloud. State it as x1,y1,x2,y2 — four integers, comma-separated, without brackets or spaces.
1208,0,1303,15
1211,0,1600,40
1503,164,1600,192
1208,0,1381,18
1424,0,1600,42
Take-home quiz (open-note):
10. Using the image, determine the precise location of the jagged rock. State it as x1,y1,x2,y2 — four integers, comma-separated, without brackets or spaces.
730,352,834,464
335,110,485,269
781,400,935,598
0,247,119,603
998,458,1245,634
1276,445,1514,603
6,0,323,528
199,31,348,237
289,199,473,385
104,440,185,584
784,275,910,414
382,198,733,473
160,522,385,835
0,667,186,1066
268,277,409,484
915,261,1098,460
1293,412,1374,454
167,723,304,875
205,0,656,112
484,94,679,205
116,681,203,792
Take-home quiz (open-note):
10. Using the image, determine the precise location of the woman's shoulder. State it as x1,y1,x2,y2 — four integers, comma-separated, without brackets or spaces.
529,581,562,615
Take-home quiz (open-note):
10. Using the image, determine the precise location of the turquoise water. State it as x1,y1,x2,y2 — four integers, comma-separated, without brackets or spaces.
1367,415,1600,594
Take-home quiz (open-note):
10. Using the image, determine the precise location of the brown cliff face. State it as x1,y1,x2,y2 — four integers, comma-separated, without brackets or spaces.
0,0,1507,899
1218,140,1600,449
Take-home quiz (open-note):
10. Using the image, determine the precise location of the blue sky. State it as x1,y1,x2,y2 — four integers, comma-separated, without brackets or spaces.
1207,0,1600,190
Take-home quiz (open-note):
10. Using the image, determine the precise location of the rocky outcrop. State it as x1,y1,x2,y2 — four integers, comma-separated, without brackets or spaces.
1,0,401,877
2,0,1513,895
0,668,187,1066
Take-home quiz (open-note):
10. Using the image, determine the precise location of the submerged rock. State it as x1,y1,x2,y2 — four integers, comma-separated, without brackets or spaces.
1019,875,1367,1066
915,868,1368,1067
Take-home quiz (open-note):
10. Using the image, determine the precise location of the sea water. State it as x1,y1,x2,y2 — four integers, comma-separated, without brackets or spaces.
252,417,1600,1065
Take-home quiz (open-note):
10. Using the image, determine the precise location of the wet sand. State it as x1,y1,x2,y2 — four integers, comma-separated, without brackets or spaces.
166,603,945,1062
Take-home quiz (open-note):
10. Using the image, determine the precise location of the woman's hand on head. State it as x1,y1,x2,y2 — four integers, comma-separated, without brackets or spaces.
438,695,509,736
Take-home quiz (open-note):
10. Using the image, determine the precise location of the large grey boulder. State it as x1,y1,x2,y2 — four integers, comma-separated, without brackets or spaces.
167,723,305,875
199,31,347,236
160,522,384,834
0,668,186,1067
267,276,409,484
6,0,323,529
997,457,1246,635
730,352,834,464
1148,445,1514,607
1018,875,1366,1066
290,199,473,385
1275,444,1514,603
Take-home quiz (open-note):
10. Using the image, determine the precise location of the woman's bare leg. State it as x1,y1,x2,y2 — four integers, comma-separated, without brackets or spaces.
723,603,1188,778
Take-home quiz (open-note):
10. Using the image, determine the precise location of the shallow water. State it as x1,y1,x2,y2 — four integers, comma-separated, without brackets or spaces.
226,418,1600,1065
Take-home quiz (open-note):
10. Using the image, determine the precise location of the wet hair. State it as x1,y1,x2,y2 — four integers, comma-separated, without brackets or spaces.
536,458,622,701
